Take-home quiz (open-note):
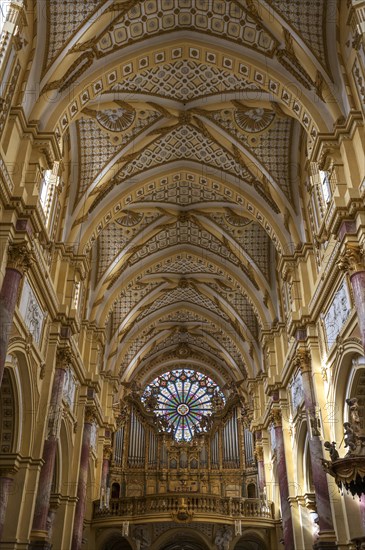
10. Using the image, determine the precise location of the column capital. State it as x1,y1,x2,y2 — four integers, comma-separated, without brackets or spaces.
0,466,17,478
293,348,311,374
56,347,72,370
84,405,97,424
337,243,365,276
7,241,33,274
254,443,264,462
270,408,282,427
103,445,112,460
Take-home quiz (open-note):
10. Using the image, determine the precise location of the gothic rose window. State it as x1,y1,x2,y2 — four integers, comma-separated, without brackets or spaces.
142,369,225,442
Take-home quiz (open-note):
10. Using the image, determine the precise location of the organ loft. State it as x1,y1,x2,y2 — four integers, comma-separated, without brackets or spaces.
0,1,365,549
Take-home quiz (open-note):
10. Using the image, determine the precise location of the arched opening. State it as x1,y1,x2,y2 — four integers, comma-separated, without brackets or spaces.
247,483,257,499
158,532,210,550
234,541,264,550
153,528,211,550
234,534,267,550
111,482,120,499
102,535,133,550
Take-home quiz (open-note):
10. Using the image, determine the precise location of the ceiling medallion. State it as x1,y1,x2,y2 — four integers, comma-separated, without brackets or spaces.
234,106,275,133
322,398,365,498
224,210,252,227
115,211,144,227
96,107,135,132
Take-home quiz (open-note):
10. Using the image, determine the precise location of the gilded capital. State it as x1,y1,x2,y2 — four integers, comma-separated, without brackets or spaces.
337,244,365,276
85,405,97,424
270,409,282,427
293,349,311,374
56,347,72,369
254,443,264,462
103,445,113,460
7,242,33,274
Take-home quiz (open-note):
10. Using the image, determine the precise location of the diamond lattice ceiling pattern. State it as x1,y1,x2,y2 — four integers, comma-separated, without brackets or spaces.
31,0,339,389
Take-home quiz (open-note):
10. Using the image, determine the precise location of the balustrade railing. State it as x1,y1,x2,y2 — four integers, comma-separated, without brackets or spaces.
93,494,274,520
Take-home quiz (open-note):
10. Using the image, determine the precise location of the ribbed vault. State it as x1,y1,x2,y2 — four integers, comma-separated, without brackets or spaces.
23,0,343,394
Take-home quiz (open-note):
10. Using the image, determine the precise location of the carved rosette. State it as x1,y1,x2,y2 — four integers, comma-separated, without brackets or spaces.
337,244,365,277
56,347,72,370
293,349,311,374
7,242,33,274
85,405,97,424
270,409,282,427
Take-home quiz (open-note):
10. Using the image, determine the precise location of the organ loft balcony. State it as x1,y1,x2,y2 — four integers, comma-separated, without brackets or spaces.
92,493,275,525
91,371,277,531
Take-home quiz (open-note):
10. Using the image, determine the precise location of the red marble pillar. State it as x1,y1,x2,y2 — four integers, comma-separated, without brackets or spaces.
71,406,96,550
338,243,365,351
295,350,336,540
46,505,58,543
30,348,71,548
0,469,16,541
271,409,295,550
254,432,266,495
100,445,112,508
0,242,31,387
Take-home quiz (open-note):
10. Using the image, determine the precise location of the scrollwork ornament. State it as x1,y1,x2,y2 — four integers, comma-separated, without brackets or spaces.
7,242,33,274
337,244,365,276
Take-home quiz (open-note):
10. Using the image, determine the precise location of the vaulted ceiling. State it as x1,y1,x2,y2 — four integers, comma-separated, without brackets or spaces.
26,0,343,390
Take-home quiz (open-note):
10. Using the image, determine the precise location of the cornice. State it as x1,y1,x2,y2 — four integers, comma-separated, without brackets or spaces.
277,243,314,278
310,110,364,162
9,107,62,164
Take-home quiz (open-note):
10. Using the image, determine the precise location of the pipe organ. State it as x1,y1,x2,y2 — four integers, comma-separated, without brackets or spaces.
109,398,258,499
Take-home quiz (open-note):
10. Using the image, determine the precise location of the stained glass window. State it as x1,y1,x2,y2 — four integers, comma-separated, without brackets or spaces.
142,369,225,442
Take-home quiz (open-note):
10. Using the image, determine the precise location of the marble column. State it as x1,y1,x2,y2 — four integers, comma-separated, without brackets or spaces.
30,348,71,549
71,406,96,550
271,409,295,550
294,349,337,549
0,468,16,541
338,243,365,351
46,504,59,543
254,432,266,496
0,242,31,387
100,445,112,508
